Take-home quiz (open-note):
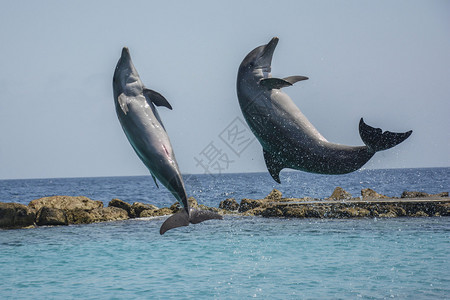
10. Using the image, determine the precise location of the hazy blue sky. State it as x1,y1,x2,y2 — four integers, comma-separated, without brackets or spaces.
0,0,449,180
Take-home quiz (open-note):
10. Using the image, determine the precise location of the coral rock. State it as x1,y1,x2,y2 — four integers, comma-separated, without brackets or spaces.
328,187,352,200
140,207,173,217
108,198,134,218
36,207,68,226
265,189,282,201
361,188,389,200
69,207,128,224
0,202,36,228
132,202,158,217
219,198,239,211
29,196,103,211
170,197,198,212
239,198,266,213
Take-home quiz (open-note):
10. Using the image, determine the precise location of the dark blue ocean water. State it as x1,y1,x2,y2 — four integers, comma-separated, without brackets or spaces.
1,168,449,207
1,168,449,299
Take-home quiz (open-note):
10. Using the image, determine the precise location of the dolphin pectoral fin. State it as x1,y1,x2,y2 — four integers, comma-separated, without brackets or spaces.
118,93,129,115
260,76,309,89
263,150,284,184
189,209,223,224
260,78,293,90
160,210,190,235
359,118,413,152
151,175,159,188
283,76,309,85
143,88,173,110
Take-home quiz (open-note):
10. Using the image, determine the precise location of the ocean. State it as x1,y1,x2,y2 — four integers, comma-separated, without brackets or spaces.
1,168,449,299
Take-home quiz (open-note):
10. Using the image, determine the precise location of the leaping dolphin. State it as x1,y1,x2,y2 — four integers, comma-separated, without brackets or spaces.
237,37,412,183
113,47,222,234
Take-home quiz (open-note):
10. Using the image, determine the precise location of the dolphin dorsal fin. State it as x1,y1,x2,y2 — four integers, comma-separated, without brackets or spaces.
143,88,172,110
260,76,308,90
263,149,284,184
118,93,129,115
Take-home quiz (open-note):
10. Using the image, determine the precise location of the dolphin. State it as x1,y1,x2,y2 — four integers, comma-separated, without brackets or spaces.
113,47,222,234
237,37,412,183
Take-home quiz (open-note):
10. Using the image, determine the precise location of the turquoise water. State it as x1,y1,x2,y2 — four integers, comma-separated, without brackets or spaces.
1,168,449,299
1,217,449,299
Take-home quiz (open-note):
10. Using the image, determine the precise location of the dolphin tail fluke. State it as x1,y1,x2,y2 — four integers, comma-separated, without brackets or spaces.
359,118,412,152
264,149,284,184
159,209,223,235
189,209,223,224
159,210,190,235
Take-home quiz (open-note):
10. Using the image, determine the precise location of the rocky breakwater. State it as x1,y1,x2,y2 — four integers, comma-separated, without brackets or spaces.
0,196,129,229
2,188,449,229
219,188,450,219
1,195,226,229
29,196,129,226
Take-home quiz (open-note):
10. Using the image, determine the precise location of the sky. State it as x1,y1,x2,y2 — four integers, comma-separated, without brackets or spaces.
0,0,449,180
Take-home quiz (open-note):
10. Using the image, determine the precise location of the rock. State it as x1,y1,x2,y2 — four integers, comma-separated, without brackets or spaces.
239,198,265,213
435,192,449,197
188,197,198,208
282,197,317,202
361,188,389,200
265,189,282,201
401,191,430,198
132,202,158,217
0,202,36,228
399,191,447,198
156,207,174,216
140,210,156,217
140,207,173,217
169,203,179,212
377,210,398,218
261,207,284,217
28,195,116,225
108,198,134,218
219,198,239,211
169,197,198,212
283,206,308,218
328,187,352,200
412,211,429,217
277,205,325,218
198,204,222,214
242,206,267,216
390,206,406,217
337,207,371,218
69,207,129,224
29,196,103,211
438,203,450,216
27,196,129,225
304,206,325,218
140,200,222,218
36,207,68,226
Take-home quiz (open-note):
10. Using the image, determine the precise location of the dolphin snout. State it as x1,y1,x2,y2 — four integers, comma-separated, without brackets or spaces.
263,37,278,56
254,37,278,68
121,47,130,56
269,37,279,45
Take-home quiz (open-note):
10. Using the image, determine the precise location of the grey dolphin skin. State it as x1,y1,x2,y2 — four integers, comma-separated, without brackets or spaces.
237,37,412,183
113,47,222,234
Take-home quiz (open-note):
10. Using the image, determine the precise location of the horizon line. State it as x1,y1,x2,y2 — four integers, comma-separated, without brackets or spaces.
1,166,449,181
